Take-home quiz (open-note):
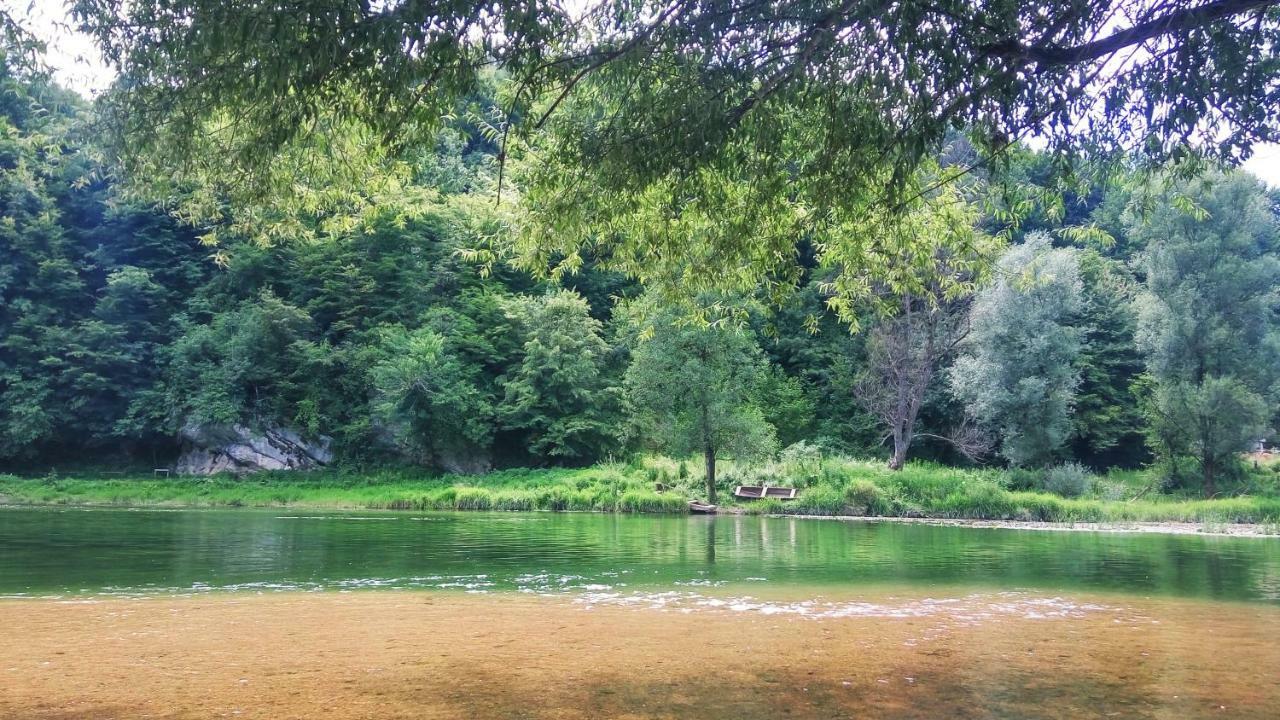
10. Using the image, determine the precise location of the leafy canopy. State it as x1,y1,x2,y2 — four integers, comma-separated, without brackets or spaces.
68,0,1280,314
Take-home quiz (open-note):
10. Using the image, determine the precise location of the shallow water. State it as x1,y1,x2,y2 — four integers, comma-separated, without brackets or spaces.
1,506,1278,603
2,507,1279,719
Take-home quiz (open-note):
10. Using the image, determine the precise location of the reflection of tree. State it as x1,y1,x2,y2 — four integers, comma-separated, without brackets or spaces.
705,519,716,565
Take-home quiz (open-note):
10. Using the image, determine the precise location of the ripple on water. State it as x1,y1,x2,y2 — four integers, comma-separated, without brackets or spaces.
573,589,1119,624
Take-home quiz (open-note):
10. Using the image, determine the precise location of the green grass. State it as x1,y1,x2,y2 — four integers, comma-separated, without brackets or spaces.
2,455,1279,525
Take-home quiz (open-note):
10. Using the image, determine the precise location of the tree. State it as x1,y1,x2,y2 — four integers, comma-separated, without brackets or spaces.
498,291,622,464
1131,171,1280,495
1070,251,1149,468
851,189,998,469
1145,377,1269,493
70,1,1280,316
165,290,321,429
858,292,975,470
369,326,494,472
950,234,1085,467
624,311,777,502
77,0,1280,197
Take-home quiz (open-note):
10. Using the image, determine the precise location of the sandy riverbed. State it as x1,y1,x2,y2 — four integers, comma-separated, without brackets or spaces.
2,591,1277,719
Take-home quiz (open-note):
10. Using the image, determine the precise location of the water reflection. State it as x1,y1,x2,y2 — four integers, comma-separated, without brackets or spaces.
0,506,1277,603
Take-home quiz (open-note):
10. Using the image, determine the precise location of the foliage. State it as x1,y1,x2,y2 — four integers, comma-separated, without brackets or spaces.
369,325,494,468
1069,251,1148,468
7,456,1280,525
623,306,778,501
1,28,1278,508
1043,463,1093,498
1132,171,1280,494
71,0,1280,313
498,291,622,463
950,234,1085,467
852,202,1001,469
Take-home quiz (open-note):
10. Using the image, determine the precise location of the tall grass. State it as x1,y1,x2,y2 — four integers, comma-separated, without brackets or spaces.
3,455,1279,525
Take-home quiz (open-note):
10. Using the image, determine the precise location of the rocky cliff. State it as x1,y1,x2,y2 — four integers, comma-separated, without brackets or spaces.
175,423,333,475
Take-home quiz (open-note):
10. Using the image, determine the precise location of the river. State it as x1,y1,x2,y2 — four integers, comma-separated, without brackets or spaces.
1,506,1278,718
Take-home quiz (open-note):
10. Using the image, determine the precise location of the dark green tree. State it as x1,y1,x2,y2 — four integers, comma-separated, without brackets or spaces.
1132,171,1280,494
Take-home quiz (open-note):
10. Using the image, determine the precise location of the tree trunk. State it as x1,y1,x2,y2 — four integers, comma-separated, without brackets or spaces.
704,447,717,503
1203,455,1216,498
888,434,908,471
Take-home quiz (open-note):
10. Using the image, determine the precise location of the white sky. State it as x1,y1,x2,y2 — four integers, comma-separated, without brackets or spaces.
10,0,1280,187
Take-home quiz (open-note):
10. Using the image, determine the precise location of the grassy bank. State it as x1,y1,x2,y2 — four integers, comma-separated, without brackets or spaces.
0,465,689,514
2,455,1279,525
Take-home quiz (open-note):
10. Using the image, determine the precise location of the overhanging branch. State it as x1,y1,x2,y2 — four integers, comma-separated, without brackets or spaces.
984,0,1277,66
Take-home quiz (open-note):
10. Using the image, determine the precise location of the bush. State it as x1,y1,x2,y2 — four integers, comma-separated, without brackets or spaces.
1043,463,1092,498
844,479,884,515
535,485,573,511
1002,467,1043,491
780,441,824,485
616,491,687,513
940,481,1016,519
491,490,535,511
431,487,457,508
744,498,786,515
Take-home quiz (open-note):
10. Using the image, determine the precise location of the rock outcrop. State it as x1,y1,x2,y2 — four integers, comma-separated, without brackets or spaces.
175,423,333,475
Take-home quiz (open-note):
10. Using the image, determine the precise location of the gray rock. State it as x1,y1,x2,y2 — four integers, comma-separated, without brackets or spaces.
175,423,333,475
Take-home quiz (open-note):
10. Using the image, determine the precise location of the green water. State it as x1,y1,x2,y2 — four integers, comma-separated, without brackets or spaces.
2,506,1278,603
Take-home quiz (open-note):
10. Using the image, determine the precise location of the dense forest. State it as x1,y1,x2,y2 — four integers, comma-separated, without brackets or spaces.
2,29,1279,499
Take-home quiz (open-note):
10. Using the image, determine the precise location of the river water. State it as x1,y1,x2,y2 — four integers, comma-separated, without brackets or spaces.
2,507,1278,718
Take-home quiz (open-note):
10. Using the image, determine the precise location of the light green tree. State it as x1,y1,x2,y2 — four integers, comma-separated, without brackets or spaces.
950,233,1084,467
68,1,1280,317
499,290,621,464
369,326,494,471
624,311,777,503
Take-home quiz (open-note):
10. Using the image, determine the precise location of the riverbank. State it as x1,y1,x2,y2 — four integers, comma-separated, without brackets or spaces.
2,591,1278,719
802,514,1280,537
3,457,1279,530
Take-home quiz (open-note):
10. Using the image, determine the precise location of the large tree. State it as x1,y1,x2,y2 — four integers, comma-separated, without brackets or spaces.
950,234,1085,468
852,189,999,469
498,290,622,464
1131,171,1280,495
624,310,777,502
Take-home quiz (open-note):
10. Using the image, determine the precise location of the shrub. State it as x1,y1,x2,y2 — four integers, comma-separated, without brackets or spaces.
933,481,1016,519
844,479,884,515
431,487,457,507
569,490,598,511
780,441,824,485
617,491,687,513
1043,463,1092,498
745,498,786,515
1002,467,1043,491
535,485,573,511
491,490,535,511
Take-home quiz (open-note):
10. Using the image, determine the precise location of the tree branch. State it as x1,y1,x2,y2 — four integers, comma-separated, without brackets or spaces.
984,0,1277,66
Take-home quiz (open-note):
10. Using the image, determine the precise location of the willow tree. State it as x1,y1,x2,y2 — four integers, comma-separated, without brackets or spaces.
1131,171,1280,495
950,234,1086,468
69,0,1280,309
